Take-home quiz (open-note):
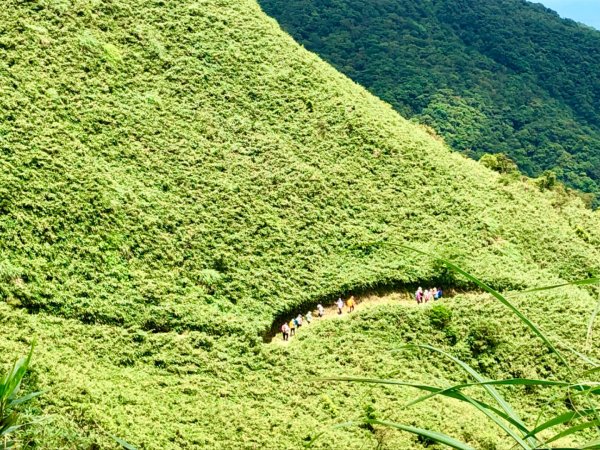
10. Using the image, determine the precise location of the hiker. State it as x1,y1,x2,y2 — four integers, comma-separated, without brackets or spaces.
424,289,431,303
415,287,423,304
432,287,439,300
435,287,443,300
306,311,313,323
281,322,290,341
347,296,355,313
289,318,296,336
317,304,324,317
296,314,303,327
336,297,344,314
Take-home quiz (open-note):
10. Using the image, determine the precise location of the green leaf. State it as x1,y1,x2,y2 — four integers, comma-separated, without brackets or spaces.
9,390,45,407
365,419,476,450
320,376,533,447
510,278,600,296
305,418,478,450
582,438,600,449
398,244,564,364
399,344,530,435
583,367,600,376
523,409,596,439
586,288,600,350
439,378,570,390
562,344,600,368
111,435,138,450
542,419,600,446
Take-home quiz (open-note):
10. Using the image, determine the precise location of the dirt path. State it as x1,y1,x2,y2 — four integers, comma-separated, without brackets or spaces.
270,291,434,345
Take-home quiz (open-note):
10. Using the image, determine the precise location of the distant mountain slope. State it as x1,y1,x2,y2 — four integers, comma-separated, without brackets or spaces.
1,0,600,447
258,0,600,206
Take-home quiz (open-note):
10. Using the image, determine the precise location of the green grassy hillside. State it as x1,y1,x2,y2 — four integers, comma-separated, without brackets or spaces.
1,0,600,448
258,0,600,206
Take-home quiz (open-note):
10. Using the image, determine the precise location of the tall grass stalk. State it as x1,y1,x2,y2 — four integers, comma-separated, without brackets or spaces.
312,244,600,449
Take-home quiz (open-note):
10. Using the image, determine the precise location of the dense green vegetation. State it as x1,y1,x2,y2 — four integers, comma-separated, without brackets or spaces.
5,290,600,449
1,0,600,447
258,0,600,206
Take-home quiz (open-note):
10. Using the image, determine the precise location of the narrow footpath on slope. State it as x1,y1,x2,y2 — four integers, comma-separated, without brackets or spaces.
270,290,445,345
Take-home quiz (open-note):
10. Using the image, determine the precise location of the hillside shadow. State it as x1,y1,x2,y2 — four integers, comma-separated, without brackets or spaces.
262,278,467,342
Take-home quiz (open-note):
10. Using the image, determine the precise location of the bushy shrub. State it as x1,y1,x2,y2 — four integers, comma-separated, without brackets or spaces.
467,321,502,356
427,304,452,330
479,153,518,174
536,170,558,191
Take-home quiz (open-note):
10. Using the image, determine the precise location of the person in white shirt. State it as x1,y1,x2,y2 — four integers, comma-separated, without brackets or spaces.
317,304,324,317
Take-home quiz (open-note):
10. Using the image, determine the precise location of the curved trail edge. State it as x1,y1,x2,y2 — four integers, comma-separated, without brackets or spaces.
266,289,465,344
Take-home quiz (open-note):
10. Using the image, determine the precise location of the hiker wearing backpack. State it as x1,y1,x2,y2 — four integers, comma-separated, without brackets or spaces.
306,311,313,323
289,318,296,336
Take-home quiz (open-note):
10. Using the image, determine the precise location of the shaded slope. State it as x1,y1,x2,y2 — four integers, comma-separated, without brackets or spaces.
258,0,600,204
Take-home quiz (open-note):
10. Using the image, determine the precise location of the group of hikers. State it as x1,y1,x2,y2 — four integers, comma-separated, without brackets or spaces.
280,296,356,341
415,286,443,303
280,288,443,341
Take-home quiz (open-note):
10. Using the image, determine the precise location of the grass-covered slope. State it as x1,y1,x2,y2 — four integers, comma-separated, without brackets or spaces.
0,0,599,447
258,0,600,205
1,0,599,335
3,290,600,449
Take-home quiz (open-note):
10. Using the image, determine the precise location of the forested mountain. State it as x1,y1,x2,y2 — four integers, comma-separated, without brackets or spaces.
1,0,600,448
259,0,600,206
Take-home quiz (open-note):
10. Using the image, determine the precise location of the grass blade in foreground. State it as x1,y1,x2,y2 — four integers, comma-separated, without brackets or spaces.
524,409,596,439
586,288,600,351
320,375,532,437
304,421,355,448
582,437,600,449
509,278,600,296
438,257,561,360
541,419,600,446
399,344,535,448
364,419,476,450
111,435,138,450
396,243,567,367
400,345,528,429
305,419,476,450
320,245,600,448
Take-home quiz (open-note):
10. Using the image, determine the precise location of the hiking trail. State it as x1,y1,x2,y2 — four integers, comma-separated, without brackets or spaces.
269,290,447,345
